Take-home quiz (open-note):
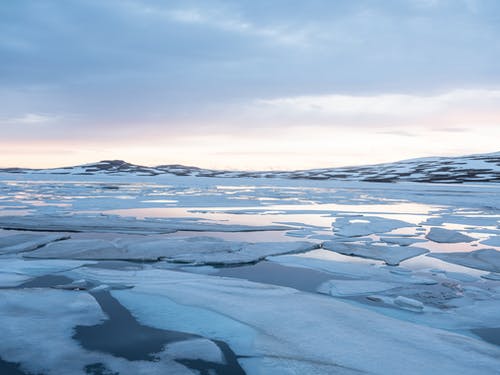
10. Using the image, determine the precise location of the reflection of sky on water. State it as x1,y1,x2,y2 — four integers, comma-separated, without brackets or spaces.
0,180,498,261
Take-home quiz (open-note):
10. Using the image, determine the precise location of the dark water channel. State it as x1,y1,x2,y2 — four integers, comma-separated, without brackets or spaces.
215,260,336,293
1,274,246,375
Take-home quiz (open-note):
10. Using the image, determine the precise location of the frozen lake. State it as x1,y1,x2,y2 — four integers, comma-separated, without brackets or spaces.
0,174,499,374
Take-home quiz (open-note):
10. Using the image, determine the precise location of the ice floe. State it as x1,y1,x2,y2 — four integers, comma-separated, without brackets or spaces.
332,216,414,237
367,295,425,312
0,214,290,234
379,236,427,246
482,272,500,281
164,338,225,364
0,258,97,277
0,233,69,254
0,272,31,287
428,249,500,273
26,237,319,265
322,241,429,265
269,252,435,285
394,296,425,311
318,280,395,296
481,235,500,247
425,227,476,243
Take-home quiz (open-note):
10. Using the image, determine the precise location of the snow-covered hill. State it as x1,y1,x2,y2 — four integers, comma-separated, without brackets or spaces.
1,152,499,183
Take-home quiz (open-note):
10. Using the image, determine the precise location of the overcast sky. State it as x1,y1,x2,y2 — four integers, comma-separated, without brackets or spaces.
1,0,499,169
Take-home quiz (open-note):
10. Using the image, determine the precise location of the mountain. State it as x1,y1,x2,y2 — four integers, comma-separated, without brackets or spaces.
1,152,499,183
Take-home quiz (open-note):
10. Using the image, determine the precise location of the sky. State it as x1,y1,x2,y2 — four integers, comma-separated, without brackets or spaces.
1,0,499,170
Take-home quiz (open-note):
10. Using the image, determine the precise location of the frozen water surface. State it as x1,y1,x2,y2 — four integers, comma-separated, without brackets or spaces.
0,174,499,373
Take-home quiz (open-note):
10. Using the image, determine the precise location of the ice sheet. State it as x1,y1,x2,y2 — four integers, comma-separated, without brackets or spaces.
27,237,319,265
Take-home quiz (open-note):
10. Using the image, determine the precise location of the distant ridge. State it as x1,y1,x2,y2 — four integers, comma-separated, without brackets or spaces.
1,152,499,183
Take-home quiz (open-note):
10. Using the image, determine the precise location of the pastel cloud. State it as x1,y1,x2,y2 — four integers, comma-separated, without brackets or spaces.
0,0,499,169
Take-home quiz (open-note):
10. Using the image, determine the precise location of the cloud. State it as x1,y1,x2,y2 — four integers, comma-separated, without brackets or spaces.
376,130,417,137
165,7,311,45
256,90,500,116
3,113,60,125
1,1,500,168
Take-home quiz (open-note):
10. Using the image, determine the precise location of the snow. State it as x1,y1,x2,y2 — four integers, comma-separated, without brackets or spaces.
322,241,429,265
2,152,499,183
425,227,476,243
428,249,500,273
